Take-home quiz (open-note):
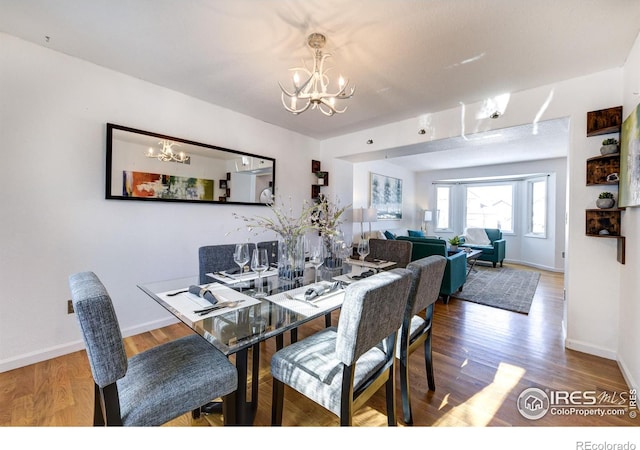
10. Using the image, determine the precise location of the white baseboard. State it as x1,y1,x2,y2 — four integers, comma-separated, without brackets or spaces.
617,355,639,392
503,258,564,273
0,316,178,374
564,338,617,361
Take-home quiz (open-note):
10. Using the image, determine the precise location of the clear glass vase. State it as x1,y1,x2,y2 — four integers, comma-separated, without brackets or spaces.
321,232,345,280
277,235,306,289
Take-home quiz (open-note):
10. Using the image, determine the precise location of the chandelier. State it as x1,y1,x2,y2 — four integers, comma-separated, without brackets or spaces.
279,33,355,116
145,140,190,163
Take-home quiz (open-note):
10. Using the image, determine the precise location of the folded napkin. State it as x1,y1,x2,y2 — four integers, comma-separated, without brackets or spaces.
350,270,375,280
303,282,341,300
188,285,218,305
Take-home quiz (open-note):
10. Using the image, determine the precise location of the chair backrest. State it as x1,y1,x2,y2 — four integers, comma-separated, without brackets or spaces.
68,271,128,388
198,243,254,283
369,238,413,268
484,228,502,242
405,255,447,316
257,240,279,266
397,236,447,259
336,268,412,365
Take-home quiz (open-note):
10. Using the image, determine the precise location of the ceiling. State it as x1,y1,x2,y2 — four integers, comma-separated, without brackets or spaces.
1,0,639,169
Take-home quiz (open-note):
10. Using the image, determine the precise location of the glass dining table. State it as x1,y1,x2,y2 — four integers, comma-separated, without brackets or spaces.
138,265,352,425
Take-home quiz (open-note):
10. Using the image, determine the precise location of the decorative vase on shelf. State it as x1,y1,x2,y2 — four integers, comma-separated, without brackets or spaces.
277,235,306,289
596,198,615,209
600,144,618,155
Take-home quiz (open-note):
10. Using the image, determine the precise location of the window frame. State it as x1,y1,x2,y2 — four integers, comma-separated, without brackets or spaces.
463,182,515,233
526,176,548,238
434,184,453,232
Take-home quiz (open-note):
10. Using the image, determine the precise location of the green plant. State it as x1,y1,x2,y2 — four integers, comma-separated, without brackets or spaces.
599,192,614,199
448,235,461,245
602,138,618,146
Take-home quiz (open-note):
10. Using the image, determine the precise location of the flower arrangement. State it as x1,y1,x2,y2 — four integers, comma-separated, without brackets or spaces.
312,193,350,243
599,192,614,199
231,195,317,244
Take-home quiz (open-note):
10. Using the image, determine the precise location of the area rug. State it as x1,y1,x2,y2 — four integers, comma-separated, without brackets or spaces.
451,264,541,314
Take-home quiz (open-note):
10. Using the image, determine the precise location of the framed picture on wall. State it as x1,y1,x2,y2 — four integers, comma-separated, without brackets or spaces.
619,102,640,208
370,173,403,220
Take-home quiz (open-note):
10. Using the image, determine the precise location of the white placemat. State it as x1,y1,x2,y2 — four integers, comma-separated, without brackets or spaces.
157,284,261,323
206,268,278,284
265,282,345,317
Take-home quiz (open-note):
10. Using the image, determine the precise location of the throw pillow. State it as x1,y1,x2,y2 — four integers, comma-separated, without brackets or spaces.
408,229,425,237
463,227,491,245
384,230,396,240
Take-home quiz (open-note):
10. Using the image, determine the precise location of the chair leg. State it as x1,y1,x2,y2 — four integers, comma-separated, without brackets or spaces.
222,392,237,426
340,365,355,426
93,383,105,426
100,383,123,426
271,378,284,426
385,367,397,426
493,262,497,268
324,312,331,328
399,349,413,425
425,331,436,391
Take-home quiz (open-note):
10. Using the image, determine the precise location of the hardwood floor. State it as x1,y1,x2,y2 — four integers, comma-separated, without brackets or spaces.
0,264,636,428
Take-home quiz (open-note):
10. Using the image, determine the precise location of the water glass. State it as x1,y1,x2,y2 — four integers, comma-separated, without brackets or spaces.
357,239,370,262
251,248,269,298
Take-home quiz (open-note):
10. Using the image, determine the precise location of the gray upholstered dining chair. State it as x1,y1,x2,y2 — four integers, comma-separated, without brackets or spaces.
198,243,255,284
397,255,447,425
69,271,238,426
369,238,413,268
270,269,413,426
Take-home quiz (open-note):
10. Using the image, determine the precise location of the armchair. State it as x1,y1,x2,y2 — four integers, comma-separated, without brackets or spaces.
459,228,506,268
396,236,466,303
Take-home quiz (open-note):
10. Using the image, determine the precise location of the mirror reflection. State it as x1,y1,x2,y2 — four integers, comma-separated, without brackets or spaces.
106,124,275,205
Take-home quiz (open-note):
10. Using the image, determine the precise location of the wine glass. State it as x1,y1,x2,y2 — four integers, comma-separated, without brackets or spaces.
357,239,370,262
251,248,269,298
309,244,325,284
233,243,250,289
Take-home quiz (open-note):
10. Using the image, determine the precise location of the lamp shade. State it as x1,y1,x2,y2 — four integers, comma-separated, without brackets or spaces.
363,207,378,222
424,211,433,222
352,208,363,222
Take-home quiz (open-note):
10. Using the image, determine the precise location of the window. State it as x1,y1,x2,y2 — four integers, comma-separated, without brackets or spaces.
465,184,513,232
435,185,451,230
528,178,547,236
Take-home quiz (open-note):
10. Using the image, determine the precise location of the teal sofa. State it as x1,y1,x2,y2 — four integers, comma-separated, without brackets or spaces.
459,228,506,268
396,236,466,303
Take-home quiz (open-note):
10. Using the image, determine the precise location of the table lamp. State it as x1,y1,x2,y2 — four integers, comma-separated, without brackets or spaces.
423,210,433,235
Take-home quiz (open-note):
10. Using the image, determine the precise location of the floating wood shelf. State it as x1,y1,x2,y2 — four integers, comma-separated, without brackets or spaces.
586,153,620,185
586,106,622,136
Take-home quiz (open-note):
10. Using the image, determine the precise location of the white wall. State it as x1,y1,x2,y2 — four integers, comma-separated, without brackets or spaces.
321,62,639,389
618,32,640,391
416,158,567,272
0,33,319,372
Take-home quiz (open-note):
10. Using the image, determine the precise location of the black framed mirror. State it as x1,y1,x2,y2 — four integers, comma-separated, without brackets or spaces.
106,123,275,205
